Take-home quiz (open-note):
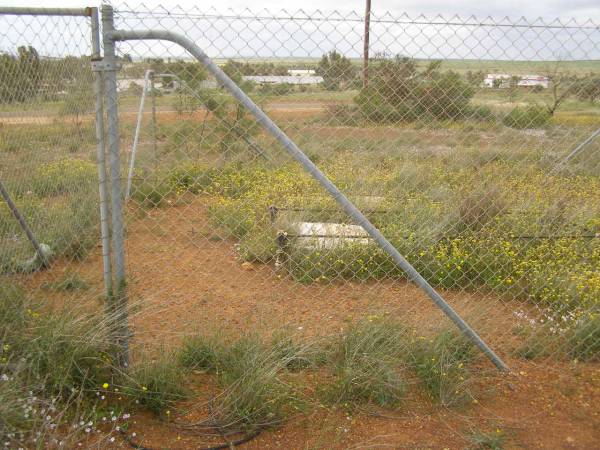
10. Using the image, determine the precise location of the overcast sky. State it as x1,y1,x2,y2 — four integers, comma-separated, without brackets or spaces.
1,0,599,21
1,1,599,61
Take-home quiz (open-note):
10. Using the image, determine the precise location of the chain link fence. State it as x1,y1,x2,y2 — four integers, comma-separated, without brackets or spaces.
1,5,599,444
109,4,600,365
0,10,108,300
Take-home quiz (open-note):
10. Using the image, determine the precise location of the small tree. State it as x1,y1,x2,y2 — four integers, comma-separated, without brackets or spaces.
220,59,255,92
544,62,575,115
17,46,41,100
0,53,19,103
503,104,550,129
317,50,356,90
160,60,207,89
355,57,474,122
576,78,600,104
465,70,485,87
507,75,521,103
0,46,41,103
222,59,245,83
60,82,94,138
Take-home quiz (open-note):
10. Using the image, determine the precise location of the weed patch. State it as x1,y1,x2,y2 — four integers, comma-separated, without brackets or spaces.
409,329,476,406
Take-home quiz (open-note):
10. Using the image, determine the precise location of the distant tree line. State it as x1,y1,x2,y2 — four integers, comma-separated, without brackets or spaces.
221,60,292,77
0,46,92,104
0,46,41,103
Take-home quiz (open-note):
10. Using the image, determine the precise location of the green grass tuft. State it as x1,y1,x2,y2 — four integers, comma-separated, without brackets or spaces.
321,318,407,408
409,329,476,407
178,334,223,372
41,273,89,292
122,352,189,415
213,335,302,432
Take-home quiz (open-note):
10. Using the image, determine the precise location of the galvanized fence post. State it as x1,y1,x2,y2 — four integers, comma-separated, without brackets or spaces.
90,7,113,297
102,4,130,367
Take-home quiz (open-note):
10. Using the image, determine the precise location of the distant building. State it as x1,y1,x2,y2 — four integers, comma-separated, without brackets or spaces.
482,73,550,89
116,77,182,93
482,73,512,88
242,75,324,85
117,78,146,92
287,69,316,76
518,75,549,89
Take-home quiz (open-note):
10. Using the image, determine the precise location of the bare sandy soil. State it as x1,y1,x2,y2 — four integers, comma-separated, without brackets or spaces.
22,197,600,449
0,102,325,125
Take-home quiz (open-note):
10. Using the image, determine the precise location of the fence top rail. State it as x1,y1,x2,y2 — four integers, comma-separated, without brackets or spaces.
0,6,93,17
113,6,600,30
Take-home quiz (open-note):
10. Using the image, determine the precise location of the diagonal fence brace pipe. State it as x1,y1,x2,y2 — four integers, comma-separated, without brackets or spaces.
107,28,509,372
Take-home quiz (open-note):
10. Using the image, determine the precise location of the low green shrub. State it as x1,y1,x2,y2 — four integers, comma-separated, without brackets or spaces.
271,83,294,96
287,244,397,283
502,104,550,129
457,184,507,232
179,332,308,431
167,162,214,195
565,311,600,360
515,309,600,361
0,283,111,396
355,60,474,123
238,228,278,263
131,181,171,208
270,332,325,372
467,105,496,122
0,192,99,272
23,314,112,396
207,198,256,238
213,335,301,432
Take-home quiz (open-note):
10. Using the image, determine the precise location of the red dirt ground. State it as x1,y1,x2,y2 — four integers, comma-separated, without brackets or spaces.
23,198,600,449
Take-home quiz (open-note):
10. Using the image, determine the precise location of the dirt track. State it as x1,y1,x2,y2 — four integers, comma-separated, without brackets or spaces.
0,102,326,125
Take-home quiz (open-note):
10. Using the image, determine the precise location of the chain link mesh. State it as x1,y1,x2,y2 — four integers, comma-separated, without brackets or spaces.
1,3,599,446
0,12,104,302
108,4,600,365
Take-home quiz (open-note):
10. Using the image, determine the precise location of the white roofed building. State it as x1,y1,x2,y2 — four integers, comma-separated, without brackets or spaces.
518,75,549,89
287,69,316,76
482,73,512,88
242,75,323,85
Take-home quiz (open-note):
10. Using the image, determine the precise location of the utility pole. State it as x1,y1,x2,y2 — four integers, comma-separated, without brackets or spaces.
363,0,371,88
